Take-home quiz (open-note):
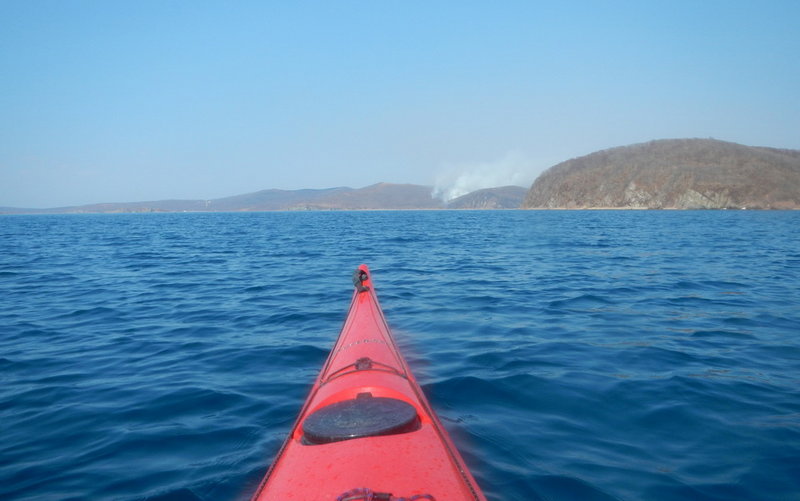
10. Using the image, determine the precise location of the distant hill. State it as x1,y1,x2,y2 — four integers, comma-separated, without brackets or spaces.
0,183,447,214
523,139,800,209
209,187,352,211
302,183,442,210
1,183,536,214
446,186,527,209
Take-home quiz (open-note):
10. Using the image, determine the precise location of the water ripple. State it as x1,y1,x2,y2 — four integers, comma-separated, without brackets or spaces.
1,211,799,500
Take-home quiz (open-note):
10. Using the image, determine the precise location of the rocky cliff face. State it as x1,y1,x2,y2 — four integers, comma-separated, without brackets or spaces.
523,139,800,209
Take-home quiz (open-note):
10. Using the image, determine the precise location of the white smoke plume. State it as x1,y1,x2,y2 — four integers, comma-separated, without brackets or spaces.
433,151,536,202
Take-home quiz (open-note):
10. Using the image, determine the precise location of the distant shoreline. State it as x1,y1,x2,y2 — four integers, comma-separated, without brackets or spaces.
3,207,798,215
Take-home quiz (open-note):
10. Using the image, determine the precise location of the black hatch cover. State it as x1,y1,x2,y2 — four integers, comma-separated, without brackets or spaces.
302,393,420,445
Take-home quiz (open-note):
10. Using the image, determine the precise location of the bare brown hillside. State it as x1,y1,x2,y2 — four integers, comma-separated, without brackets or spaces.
523,139,800,209
446,186,527,209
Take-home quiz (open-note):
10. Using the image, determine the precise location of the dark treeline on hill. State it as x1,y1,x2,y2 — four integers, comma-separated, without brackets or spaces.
523,139,800,209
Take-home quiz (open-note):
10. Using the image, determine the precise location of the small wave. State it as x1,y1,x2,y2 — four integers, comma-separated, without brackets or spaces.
56,306,118,319
547,294,614,310
531,475,620,501
689,329,754,339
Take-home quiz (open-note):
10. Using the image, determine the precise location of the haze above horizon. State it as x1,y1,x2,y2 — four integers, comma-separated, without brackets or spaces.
2,1,799,208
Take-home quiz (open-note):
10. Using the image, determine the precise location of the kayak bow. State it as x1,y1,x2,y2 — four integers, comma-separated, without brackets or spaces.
251,265,486,501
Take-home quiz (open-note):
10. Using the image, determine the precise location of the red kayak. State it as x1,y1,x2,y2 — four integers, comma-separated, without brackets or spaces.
251,265,486,501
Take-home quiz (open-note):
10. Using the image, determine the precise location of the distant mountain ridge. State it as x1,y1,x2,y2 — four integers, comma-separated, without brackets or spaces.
6,138,800,213
523,139,800,209
1,183,527,214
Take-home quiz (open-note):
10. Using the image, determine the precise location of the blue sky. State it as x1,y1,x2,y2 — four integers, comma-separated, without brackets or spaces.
2,1,799,207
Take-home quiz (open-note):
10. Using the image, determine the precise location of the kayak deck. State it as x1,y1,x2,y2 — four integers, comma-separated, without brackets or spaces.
251,265,485,500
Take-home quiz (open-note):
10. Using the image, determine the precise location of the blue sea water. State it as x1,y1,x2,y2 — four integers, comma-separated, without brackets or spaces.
1,210,799,501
